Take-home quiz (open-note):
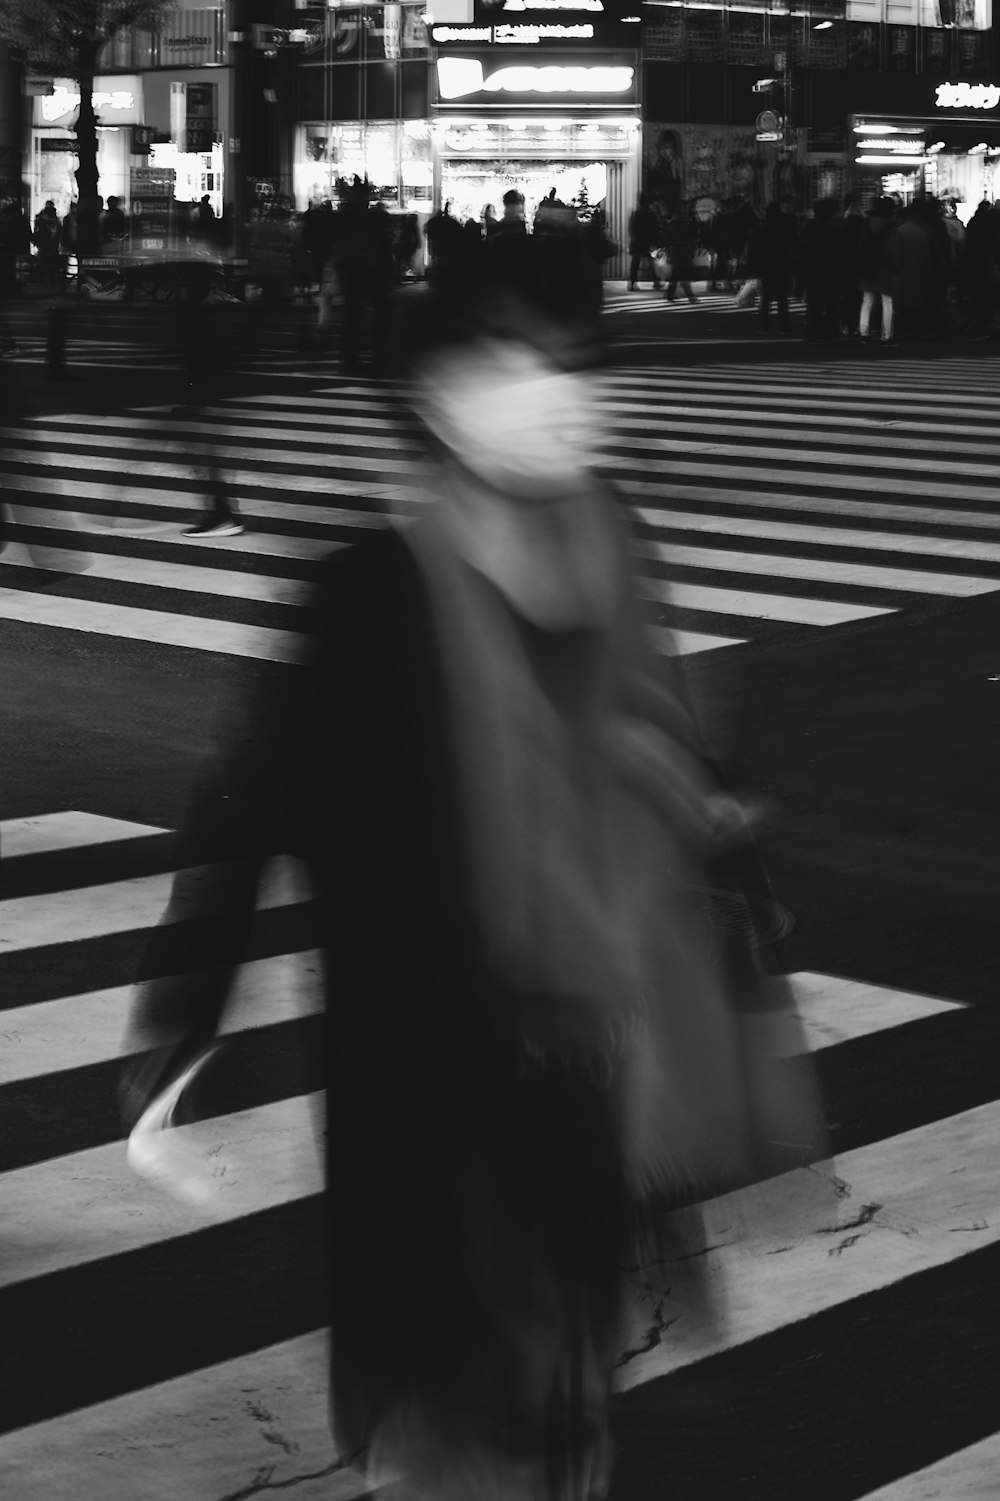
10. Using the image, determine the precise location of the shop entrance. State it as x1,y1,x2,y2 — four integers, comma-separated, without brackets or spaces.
435,116,638,275
442,158,613,225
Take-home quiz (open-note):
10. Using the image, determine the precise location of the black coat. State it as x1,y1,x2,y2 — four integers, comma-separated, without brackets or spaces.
126,522,824,1486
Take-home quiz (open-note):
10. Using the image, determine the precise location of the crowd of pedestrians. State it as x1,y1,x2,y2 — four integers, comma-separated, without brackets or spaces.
627,188,1000,345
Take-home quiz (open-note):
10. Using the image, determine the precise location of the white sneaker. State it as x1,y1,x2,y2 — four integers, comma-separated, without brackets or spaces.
182,517,244,537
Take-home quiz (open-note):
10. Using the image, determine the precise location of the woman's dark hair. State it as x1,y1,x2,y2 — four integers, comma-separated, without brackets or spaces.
400,233,602,376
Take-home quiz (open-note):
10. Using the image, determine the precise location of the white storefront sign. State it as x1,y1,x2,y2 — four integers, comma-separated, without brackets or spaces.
437,58,633,98
34,76,143,126
936,81,1000,109
434,22,595,41
502,0,604,9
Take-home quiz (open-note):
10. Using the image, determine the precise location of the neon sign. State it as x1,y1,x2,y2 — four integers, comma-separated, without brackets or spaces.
936,82,1000,109
437,58,633,97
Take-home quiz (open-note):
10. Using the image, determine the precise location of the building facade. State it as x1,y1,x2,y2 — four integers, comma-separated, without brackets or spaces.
4,0,999,244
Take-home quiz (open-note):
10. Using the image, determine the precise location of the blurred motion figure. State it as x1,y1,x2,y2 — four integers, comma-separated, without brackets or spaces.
122,243,825,1501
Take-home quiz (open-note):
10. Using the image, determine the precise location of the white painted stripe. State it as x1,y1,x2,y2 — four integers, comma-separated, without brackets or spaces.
31,412,422,446
0,855,310,955
630,481,1000,533
605,434,1000,482
0,811,167,859
2,545,318,606
0,587,304,662
622,457,1000,507
858,1433,1000,1499
650,626,746,654
633,504,1000,559
5,427,423,465
1,447,418,490
640,576,894,626
0,1333,351,1501
0,951,324,1085
608,407,1000,449
634,538,1000,598
0,963,954,1092
617,1096,1000,1389
791,972,966,1050
601,371,1000,408
0,469,411,523
4,1085,998,1401
0,1092,323,1289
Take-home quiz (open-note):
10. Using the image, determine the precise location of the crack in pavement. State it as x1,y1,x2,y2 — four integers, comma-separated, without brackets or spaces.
211,1450,365,1501
615,1297,681,1368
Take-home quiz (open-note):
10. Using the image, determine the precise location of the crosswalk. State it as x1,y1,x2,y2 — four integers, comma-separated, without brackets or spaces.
2,808,995,1498
4,356,1000,665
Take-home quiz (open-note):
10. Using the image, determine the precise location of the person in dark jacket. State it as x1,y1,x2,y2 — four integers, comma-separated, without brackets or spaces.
663,203,699,303
747,200,797,333
334,186,395,375
120,243,827,1501
837,198,865,335
857,196,899,345
797,197,841,341
627,194,663,290
33,199,63,279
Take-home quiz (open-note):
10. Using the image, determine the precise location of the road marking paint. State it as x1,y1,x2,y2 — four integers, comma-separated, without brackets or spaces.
0,811,168,860
0,951,324,1085
857,1433,1000,1499
640,577,894,625
650,626,746,654
617,1096,1000,1389
634,538,1000,597
0,855,310,955
0,589,305,660
633,504,1000,558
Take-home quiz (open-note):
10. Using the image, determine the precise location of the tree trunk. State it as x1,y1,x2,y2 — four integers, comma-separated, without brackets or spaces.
73,44,101,255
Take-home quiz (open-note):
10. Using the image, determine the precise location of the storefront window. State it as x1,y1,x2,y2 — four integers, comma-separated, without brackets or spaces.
295,122,430,207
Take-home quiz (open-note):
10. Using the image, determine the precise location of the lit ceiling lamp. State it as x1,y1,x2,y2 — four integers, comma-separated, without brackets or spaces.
855,154,927,165
813,18,834,27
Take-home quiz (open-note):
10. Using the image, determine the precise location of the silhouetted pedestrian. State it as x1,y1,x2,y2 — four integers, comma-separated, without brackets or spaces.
857,197,899,346
748,201,797,334
628,195,663,290
798,198,841,341
664,203,699,303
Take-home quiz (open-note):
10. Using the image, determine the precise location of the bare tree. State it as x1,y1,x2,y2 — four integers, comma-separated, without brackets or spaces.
0,0,174,250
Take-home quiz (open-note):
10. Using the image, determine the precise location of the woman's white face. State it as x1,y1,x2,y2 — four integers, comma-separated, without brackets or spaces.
418,338,597,499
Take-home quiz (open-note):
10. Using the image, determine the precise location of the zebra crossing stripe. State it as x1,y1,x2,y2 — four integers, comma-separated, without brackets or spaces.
0,810,167,859
859,1433,1000,1498
631,485,1000,533
634,506,1000,560
0,808,988,1494
0,1332,345,1501
1,950,323,1084
0,587,306,661
617,1096,1000,1392
640,576,893,626
0,854,310,954
635,538,1000,597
